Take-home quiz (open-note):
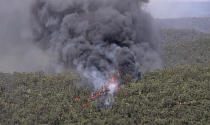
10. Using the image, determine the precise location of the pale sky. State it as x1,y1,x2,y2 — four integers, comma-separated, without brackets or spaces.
151,0,210,2
148,0,210,18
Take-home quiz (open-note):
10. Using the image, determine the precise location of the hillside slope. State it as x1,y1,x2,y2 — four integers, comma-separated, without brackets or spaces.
156,17,210,33
162,36,210,67
160,28,210,44
1,65,210,124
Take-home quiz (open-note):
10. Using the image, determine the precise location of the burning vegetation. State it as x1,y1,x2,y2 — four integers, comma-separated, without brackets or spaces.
1,0,210,124
1,64,210,124
31,0,161,107
74,72,135,108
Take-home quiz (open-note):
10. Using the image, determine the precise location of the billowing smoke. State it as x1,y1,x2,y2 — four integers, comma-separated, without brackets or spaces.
31,0,162,90
0,0,49,73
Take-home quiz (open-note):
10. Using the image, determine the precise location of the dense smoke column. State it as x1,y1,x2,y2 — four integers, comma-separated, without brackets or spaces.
31,0,162,90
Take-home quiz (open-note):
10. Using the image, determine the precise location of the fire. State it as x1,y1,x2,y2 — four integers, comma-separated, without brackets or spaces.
88,89,109,101
74,72,121,108
107,75,119,94
74,96,80,102
83,103,88,108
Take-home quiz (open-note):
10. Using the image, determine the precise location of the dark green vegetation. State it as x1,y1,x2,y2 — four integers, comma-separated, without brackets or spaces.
1,65,210,124
162,36,210,67
1,18,210,125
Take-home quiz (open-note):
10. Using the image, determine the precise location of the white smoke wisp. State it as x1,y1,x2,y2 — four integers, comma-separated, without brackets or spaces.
31,0,162,91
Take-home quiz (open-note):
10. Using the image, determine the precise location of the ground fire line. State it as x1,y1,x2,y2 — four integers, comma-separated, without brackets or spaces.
74,72,124,108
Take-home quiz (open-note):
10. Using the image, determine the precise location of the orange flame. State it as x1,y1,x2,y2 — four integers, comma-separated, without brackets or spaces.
76,72,121,108
83,103,88,108
108,74,119,91
74,96,80,102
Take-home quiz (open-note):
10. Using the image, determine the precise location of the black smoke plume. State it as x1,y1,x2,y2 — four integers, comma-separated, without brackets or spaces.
31,0,162,90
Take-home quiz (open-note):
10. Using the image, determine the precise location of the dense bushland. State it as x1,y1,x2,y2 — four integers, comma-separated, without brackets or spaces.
1,64,210,124
162,36,210,67
1,18,210,125
160,28,209,44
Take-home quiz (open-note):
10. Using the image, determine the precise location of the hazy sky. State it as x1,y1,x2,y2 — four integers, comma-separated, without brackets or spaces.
151,0,210,2
148,0,210,18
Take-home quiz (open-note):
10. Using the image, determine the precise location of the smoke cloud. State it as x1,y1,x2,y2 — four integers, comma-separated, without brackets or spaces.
31,0,162,90
0,0,50,73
